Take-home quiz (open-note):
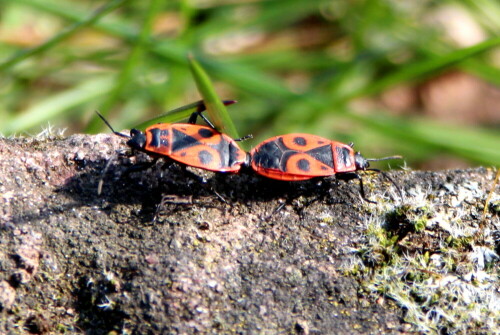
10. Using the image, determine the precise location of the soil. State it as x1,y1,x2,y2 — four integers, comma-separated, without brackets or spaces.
0,134,497,334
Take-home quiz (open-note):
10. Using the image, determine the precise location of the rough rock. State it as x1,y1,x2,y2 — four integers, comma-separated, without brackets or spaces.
0,134,498,334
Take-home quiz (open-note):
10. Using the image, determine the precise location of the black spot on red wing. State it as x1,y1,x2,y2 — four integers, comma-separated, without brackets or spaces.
180,152,186,157
198,150,214,165
297,158,310,172
320,166,328,170
293,136,307,146
305,144,334,168
198,128,214,138
172,128,200,152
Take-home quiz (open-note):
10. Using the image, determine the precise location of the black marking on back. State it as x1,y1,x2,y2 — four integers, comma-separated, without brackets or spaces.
172,128,200,152
297,158,310,172
170,129,242,169
254,138,337,174
253,138,286,170
293,136,307,146
208,135,243,168
305,144,334,168
198,128,214,138
227,141,242,167
336,146,352,167
253,137,303,172
149,128,162,147
198,150,213,165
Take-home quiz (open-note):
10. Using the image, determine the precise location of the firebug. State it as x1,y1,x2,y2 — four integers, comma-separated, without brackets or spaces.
95,102,251,194
249,133,402,202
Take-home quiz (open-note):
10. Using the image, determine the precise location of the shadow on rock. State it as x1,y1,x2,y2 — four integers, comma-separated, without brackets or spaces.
58,149,363,224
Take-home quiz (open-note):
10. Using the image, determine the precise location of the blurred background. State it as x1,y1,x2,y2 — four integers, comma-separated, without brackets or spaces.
0,0,499,169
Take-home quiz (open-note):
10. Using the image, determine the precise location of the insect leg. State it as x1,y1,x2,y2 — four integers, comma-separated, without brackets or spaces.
188,100,237,129
337,172,377,204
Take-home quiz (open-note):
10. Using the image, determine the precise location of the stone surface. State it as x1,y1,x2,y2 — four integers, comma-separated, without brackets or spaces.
0,134,497,334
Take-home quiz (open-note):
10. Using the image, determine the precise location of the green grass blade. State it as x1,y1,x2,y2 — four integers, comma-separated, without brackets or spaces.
133,100,213,130
0,0,126,71
349,37,500,101
4,76,114,134
460,59,500,86
203,59,296,100
6,0,296,102
7,0,138,39
86,0,165,133
350,113,500,166
188,55,239,139
298,37,500,124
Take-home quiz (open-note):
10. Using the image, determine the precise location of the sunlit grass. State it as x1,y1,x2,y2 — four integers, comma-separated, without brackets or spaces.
0,0,499,166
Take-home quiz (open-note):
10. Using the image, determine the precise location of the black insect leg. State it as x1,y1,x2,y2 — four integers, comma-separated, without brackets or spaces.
175,164,206,184
234,134,253,141
122,158,159,177
188,100,237,128
337,172,377,204
97,152,158,195
189,108,252,141
261,202,286,222
188,110,216,129
367,168,403,202
192,112,252,141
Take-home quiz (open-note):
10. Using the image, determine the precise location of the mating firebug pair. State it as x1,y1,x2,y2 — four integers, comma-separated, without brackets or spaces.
96,102,402,202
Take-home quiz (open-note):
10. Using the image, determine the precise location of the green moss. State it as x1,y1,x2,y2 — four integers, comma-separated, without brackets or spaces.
445,235,473,249
350,177,500,334
490,200,500,214
413,218,427,233
384,204,431,240
55,324,68,333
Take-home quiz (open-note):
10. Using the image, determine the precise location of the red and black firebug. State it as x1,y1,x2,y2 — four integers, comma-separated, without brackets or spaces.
249,133,402,202
95,102,251,194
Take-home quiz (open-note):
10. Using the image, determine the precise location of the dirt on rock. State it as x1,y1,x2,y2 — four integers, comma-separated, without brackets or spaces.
0,134,498,334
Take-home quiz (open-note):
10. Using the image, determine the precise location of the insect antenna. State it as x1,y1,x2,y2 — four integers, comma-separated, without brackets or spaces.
366,155,403,162
95,111,130,139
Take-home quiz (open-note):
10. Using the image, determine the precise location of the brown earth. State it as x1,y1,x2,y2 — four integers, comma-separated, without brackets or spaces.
0,134,498,334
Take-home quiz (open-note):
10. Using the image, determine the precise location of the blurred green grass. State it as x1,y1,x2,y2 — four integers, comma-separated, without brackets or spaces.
0,0,499,167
